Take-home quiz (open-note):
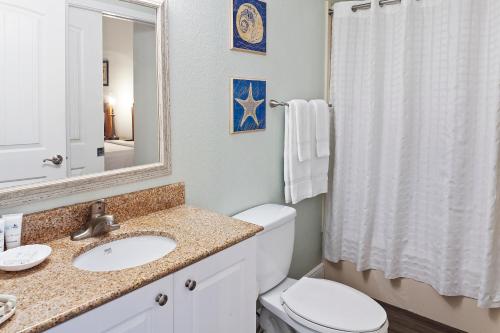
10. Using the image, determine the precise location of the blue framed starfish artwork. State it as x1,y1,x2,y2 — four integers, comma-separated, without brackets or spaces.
231,78,266,134
231,0,267,54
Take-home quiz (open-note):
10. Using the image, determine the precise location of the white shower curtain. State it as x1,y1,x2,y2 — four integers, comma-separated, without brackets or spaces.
325,0,500,308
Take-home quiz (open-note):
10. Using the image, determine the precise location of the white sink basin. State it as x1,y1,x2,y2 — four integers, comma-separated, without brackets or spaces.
73,235,176,272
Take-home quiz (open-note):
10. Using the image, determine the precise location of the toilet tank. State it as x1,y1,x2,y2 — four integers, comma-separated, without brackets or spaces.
233,204,296,294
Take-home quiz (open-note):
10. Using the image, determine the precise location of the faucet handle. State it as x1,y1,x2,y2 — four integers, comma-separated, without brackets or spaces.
108,221,120,231
90,200,106,216
102,215,120,232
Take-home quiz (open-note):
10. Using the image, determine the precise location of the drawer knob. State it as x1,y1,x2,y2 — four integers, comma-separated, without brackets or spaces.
185,279,197,291
155,293,168,306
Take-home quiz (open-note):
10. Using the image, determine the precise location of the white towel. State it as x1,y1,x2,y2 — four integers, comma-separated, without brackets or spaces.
284,102,291,203
309,100,329,196
310,99,330,157
284,100,312,204
310,148,329,197
294,100,312,161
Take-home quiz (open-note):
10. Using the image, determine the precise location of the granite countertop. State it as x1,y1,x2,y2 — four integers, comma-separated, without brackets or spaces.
0,205,262,333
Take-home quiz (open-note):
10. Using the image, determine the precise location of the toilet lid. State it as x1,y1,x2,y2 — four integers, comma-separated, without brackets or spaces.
280,278,387,333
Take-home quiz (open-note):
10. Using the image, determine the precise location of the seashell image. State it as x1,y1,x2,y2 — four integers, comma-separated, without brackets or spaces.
236,3,264,44
231,0,266,54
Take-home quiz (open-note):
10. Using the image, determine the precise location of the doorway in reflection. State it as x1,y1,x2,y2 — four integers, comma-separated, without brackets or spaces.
67,5,158,176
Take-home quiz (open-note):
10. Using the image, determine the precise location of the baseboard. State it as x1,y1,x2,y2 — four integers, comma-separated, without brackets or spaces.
378,301,466,333
304,262,324,279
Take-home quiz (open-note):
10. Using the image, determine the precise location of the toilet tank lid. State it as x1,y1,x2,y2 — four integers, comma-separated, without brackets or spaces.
233,204,296,231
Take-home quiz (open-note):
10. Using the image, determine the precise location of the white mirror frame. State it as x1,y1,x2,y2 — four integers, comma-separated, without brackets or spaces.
0,0,170,209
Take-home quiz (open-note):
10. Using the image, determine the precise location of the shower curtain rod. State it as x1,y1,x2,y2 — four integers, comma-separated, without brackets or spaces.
329,0,421,15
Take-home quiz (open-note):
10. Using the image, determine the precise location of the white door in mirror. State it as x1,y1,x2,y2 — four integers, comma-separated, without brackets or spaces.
68,6,105,176
0,245,52,272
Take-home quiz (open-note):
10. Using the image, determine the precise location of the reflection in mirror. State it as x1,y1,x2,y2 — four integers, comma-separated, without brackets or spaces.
0,0,159,189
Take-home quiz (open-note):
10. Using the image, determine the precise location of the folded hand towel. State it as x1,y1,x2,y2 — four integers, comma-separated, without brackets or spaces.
310,99,330,157
310,154,329,197
309,100,329,196
294,100,312,162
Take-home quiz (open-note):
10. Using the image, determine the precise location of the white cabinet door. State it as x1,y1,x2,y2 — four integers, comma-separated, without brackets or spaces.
173,238,257,333
46,275,173,333
67,6,105,176
0,0,66,188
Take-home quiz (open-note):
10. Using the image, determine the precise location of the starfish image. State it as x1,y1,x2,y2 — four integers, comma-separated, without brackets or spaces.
236,83,264,127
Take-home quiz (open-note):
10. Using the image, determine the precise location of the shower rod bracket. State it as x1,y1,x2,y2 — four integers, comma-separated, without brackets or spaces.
329,0,422,15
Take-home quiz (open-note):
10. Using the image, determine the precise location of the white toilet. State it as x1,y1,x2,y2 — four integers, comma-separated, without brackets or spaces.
233,204,389,333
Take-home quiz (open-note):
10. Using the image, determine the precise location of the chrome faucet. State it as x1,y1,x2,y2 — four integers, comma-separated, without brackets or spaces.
71,200,120,241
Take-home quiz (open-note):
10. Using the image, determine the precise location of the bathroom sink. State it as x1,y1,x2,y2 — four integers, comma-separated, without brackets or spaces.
73,235,176,272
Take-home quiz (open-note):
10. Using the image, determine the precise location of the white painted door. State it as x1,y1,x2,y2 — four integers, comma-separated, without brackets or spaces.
0,0,66,188
67,6,105,176
173,238,257,333
46,274,174,333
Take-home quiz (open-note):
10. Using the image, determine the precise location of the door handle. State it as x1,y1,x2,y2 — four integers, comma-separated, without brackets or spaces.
43,155,64,166
185,279,197,291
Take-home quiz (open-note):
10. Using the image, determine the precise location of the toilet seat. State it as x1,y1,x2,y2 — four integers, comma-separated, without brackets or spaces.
280,278,387,333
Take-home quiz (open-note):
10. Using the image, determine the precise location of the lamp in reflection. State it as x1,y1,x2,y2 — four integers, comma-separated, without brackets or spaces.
104,95,119,140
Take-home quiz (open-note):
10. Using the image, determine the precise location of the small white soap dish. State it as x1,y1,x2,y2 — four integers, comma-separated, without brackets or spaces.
0,244,52,272
0,294,16,326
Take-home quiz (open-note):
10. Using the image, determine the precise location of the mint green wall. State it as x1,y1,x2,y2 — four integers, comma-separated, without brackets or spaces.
2,0,326,278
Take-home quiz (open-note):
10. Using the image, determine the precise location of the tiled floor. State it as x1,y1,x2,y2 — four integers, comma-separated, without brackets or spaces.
379,302,466,333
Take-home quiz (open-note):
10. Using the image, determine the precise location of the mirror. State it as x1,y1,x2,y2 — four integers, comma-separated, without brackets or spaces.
0,0,170,207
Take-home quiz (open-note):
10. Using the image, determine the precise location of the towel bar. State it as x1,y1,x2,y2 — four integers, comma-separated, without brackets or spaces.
269,99,332,109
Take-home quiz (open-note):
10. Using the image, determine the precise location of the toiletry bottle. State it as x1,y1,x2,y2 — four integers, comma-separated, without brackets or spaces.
3,214,23,250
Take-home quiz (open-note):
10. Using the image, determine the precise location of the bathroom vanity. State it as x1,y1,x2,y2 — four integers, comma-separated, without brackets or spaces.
0,193,262,333
47,238,256,333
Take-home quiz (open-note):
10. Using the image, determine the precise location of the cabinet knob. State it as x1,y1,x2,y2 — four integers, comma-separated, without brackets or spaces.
185,279,197,291
155,293,168,306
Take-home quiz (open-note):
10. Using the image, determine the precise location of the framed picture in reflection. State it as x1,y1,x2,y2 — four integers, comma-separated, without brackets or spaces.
103,60,109,86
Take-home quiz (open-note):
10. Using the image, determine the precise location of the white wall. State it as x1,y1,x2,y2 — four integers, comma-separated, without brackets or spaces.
133,22,158,165
103,16,134,140
2,0,327,278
